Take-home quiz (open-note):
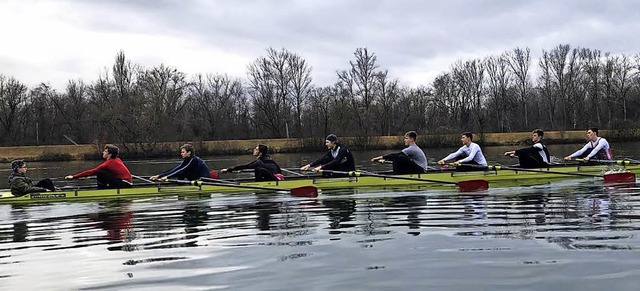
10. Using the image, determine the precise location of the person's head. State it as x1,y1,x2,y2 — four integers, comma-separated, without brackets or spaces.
404,131,417,146
325,134,338,149
180,144,194,159
532,129,544,143
103,144,119,159
461,132,473,145
11,160,27,174
587,127,599,141
254,144,269,157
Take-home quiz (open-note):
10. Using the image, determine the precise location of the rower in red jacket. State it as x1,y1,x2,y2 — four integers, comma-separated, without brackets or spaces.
65,144,132,189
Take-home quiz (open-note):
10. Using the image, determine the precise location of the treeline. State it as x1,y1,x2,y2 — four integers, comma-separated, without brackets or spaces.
1,44,640,152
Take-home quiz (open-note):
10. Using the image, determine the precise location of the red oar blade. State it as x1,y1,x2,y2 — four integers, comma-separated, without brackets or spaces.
457,180,489,192
603,172,636,183
290,186,319,198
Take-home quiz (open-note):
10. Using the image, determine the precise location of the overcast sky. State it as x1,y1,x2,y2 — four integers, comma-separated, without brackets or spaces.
1,0,638,91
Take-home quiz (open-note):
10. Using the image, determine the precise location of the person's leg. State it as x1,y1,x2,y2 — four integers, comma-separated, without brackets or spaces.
392,155,424,175
456,161,487,172
254,167,277,182
96,170,132,189
35,178,55,191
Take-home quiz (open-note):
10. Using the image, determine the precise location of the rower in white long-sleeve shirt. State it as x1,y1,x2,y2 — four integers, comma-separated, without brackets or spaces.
437,132,487,169
564,127,612,161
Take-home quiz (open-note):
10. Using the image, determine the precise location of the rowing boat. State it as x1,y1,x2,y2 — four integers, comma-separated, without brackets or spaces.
1,162,637,204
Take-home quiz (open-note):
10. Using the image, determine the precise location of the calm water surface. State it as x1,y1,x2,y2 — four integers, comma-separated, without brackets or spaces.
2,142,640,290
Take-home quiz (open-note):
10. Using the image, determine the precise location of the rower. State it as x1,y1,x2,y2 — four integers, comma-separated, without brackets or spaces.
563,127,612,162
220,144,284,182
300,134,355,177
504,128,550,168
150,144,212,181
65,144,133,189
371,131,428,174
437,132,487,171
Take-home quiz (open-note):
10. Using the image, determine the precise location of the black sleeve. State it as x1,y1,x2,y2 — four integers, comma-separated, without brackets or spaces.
321,147,349,168
309,151,333,167
228,159,261,171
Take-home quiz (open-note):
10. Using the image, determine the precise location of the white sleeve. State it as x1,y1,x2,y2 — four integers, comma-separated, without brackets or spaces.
570,143,591,158
458,144,479,163
587,140,608,158
442,147,464,162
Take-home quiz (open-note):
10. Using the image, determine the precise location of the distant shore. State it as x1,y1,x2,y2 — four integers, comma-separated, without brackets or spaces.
1,129,638,162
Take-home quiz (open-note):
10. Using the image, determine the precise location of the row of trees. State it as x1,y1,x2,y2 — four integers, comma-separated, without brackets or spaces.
2,44,640,147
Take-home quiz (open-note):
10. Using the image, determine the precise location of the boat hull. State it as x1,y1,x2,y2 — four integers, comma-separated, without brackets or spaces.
1,163,637,204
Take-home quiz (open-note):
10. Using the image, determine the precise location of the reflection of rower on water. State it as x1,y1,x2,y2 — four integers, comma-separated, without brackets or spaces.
437,132,487,171
503,129,551,168
564,127,612,162
300,134,355,177
371,131,428,174
150,144,212,181
220,144,284,182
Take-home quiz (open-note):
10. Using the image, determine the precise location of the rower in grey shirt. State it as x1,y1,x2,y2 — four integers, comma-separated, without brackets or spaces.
371,131,428,174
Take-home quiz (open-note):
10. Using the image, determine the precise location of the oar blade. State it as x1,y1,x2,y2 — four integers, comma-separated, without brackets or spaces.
457,180,489,192
603,172,636,183
290,186,319,198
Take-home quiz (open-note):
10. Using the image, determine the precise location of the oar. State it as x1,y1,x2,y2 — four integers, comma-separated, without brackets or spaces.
316,169,489,191
132,175,155,183
489,165,636,182
169,179,318,198
581,159,640,165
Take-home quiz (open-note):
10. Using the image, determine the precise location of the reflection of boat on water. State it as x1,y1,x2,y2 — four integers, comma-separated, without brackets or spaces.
1,162,637,204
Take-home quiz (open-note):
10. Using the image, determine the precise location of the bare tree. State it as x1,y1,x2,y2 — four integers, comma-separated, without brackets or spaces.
247,48,311,138
580,48,602,125
485,54,512,131
506,47,532,128
337,47,385,136
452,59,486,132
188,73,243,139
0,75,28,145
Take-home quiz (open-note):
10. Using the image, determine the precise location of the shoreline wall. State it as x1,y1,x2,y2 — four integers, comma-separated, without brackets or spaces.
1,129,639,162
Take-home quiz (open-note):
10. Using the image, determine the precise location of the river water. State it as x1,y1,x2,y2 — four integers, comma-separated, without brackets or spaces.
2,142,640,290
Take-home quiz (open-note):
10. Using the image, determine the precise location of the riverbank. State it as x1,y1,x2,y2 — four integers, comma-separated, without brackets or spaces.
1,129,638,162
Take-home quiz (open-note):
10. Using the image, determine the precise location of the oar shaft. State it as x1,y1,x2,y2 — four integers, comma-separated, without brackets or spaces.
490,165,602,177
318,169,458,185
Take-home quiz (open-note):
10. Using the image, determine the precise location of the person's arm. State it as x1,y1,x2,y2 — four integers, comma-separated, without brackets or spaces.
225,160,260,172
565,143,591,160
438,147,463,164
161,158,194,178
319,147,349,169
586,140,608,159
68,160,109,179
308,152,332,167
458,145,479,163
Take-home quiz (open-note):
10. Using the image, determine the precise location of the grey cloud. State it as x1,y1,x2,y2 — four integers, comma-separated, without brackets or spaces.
9,0,640,87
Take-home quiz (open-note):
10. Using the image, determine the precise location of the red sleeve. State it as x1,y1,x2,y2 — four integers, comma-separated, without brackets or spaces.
72,159,110,178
